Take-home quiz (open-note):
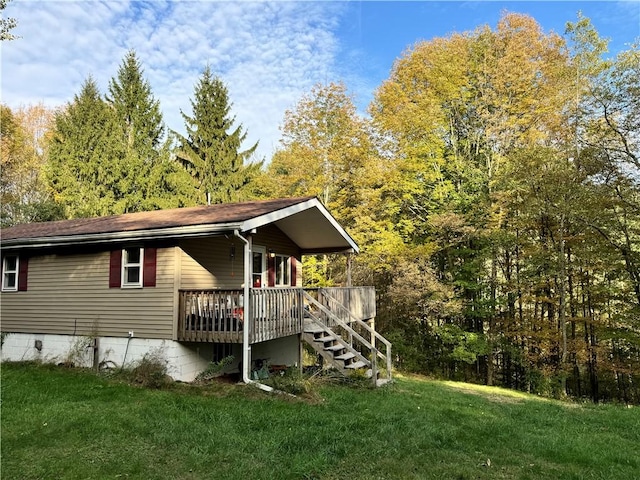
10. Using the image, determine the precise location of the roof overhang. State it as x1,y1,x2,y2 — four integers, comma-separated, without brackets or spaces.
0,222,244,250
241,197,358,254
1,198,359,254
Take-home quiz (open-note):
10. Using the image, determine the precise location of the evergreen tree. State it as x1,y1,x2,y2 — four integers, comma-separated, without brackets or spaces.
107,50,164,160
105,50,195,212
174,66,260,204
103,50,160,212
47,56,197,218
46,77,121,218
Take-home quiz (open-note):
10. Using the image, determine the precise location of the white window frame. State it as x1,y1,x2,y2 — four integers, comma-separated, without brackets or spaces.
121,247,143,288
252,245,266,289
274,254,290,287
2,255,18,292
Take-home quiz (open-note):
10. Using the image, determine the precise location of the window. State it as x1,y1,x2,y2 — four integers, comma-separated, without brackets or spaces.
2,255,18,291
274,254,290,286
109,247,156,289
1,255,27,292
122,248,143,287
267,253,297,287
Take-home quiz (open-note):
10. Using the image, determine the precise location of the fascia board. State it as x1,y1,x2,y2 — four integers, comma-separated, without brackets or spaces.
312,200,360,254
300,247,356,255
2,222,242,250
240,198,360,254
240,198,319,231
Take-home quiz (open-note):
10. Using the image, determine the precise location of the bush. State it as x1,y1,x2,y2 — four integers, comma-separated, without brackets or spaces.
128,349,171,389
195,355,235,382
267,367,312,395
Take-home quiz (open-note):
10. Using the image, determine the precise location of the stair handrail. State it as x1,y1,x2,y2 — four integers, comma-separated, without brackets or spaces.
318,288,392,381
304,291,380,383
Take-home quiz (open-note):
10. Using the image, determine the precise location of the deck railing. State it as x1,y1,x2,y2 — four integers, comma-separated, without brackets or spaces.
250,288,304,343
318,287,376,322
178,290,244,343
177,287,376,344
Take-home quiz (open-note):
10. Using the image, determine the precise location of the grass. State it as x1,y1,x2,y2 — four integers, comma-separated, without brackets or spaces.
2,363,639,480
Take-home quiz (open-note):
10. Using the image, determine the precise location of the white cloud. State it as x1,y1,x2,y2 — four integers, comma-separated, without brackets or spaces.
1,0,347,161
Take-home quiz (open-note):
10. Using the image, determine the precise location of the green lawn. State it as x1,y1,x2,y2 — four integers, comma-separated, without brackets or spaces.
2,362,639,480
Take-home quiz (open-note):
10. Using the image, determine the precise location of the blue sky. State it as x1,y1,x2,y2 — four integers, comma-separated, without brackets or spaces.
2,1,638,161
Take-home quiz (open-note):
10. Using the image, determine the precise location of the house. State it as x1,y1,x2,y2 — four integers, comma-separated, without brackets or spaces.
1,197,391,385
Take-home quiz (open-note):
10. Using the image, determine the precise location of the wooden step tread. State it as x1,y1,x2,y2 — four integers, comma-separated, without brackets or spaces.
334,352,356,361
324,344,345,352
345,360,368,369
316,335,336,343
304,325,326,334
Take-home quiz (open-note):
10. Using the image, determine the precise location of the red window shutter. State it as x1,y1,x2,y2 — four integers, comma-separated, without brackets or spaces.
290,257,297,286
143,247,157,287
17,257,28,291
267,255,275,287
109,250,121,288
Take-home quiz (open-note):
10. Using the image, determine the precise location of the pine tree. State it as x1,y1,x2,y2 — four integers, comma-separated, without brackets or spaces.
47,56,197,218
174,66,260,204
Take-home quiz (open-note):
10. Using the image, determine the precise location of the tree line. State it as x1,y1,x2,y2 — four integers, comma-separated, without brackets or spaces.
1,51,260,223
2,12,638,403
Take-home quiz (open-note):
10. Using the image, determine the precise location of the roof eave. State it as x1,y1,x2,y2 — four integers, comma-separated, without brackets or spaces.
1,222,243,250
300,247,357,255
240,197,360,254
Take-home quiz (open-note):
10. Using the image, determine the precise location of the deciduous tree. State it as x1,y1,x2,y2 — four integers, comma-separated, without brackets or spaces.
1,103,60,225
0,0,18,41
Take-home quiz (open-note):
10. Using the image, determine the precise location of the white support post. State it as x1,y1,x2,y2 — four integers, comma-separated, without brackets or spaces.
234,230,273,392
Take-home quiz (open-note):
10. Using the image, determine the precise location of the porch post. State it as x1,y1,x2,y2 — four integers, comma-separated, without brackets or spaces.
235,230,274,393
346,252,352,287
235,230,252,384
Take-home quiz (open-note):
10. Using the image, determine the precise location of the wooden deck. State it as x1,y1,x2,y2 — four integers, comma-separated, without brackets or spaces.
177,287,376,343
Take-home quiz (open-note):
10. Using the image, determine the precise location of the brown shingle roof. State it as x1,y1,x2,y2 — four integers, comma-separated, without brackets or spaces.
1,197,315,242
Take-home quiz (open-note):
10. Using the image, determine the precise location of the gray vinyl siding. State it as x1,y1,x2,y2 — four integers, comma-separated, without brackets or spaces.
0,248,176,339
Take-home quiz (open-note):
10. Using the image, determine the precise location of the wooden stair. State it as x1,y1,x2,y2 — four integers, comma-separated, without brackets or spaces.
303,319,376,378
301,290,392,387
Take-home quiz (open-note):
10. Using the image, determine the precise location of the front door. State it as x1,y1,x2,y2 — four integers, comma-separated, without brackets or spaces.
252,246,266,288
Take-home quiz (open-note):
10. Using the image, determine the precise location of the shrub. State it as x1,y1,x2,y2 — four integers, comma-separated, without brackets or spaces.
62,336,95,368
195,355,235,382
267,367,312,395
128,348,171,389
